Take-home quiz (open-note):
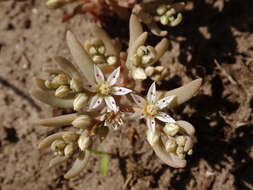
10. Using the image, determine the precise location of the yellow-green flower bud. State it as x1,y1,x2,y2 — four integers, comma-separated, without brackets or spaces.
92,55,105,64
72,115,92,130
157,4,167,16
98,46,106,54
106,56,117,65
164,123,180,136
73,93,88,111
45,79,60,89
64,144,75,157
176,136,187,147
137,46,147,57
54,74,70,85
188,149,193,155
141,55,153,65
165,8,176,17
55,85,71,98
132,67,147,80
78,132,91,151
145,66,155,77
70,78,83,92
89,46,97,55
160,15,169,25
165,139,177,152
176,146,185,159
62,131,78,143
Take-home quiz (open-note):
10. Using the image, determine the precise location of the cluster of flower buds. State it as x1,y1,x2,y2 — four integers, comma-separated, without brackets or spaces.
145,65,169,81
85,39,117,66
155,4,182,27
132,0,185,36
127,15,169,81
44,73,84,98
164,123,193,159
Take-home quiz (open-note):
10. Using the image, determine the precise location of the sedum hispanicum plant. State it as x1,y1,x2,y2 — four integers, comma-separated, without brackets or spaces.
31,4,202,179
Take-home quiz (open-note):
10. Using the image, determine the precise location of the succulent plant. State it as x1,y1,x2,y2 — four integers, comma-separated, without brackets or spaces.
31,20,202,178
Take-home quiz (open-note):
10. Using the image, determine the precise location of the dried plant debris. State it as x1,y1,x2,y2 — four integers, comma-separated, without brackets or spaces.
46,0,137,22
31,21,202,178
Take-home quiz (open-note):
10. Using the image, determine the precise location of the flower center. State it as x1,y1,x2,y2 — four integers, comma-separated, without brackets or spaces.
144,103,158,117
96,81,112,96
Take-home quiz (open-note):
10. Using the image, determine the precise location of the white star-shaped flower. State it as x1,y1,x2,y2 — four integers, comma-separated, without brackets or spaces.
85,65,132,112
131,82,176,133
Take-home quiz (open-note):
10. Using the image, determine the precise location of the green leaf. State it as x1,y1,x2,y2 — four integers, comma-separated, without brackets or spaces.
100,154,109,176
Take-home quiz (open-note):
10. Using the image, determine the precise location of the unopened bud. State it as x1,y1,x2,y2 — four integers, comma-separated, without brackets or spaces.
164,123,180,136
165,8,176,17
157,4,167,15
89,46,97,55
62,131,78,143
142,55,153,65
98,46,106,54
160,15,169,25
170,13,183,27
145,66,155,76
70,78,83,92
51,139,66,152
73,93,88,111
64,144,75,157
54,74,70,85
165,139,177,152
132,67,147,80
78,132,91,151
137,46,147,57
176,136,187,146
72,115,92,129
106,56,117,65
45,79,59,89
45,80,52,89
176,146,185,159
55,85,71,98
92,55,105,64
188,149,193,155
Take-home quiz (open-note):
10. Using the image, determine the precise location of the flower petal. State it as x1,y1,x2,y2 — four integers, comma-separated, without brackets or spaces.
146,117,156,133
131,94,146,107
104,96,117,112
112,86,132,95
89,95,103,109
147,82,156,103
94,65,104,83
156,112,176,123
156,95,175,109
83,82,96,92
107,67,120,86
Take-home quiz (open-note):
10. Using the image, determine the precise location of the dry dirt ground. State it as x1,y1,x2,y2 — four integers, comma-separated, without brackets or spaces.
0,0,253,189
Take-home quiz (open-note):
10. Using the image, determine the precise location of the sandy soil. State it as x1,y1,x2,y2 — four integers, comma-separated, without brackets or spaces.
0,0,253,189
